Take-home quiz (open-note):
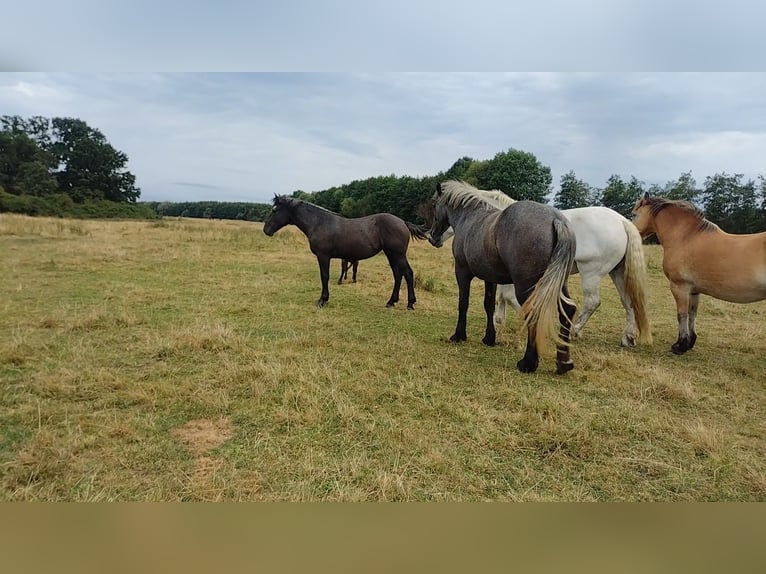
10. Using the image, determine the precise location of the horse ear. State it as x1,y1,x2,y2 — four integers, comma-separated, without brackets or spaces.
435,181,443,195
643,191,651,199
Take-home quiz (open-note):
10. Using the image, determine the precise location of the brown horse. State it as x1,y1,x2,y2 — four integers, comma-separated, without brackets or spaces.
632,193,766,354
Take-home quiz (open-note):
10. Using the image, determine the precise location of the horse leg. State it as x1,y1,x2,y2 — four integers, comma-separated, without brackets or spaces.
514,283,539,373
555,284,576,375
403,260,416,310
669,281,692,354
688,293,700,349
517,327,539,373
482,281,497,346
385,253,404,308
571,271,602,342
609,266,639,347
352,261,358,283
338,260,347,285
450,266,472,342
493,284,520,328
317,255,331,307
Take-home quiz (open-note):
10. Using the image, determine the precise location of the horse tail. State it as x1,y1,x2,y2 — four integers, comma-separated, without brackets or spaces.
621,219,653,344
406,221,430,240
519,218,577,353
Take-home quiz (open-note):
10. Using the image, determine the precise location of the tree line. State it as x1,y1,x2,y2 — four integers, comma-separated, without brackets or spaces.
3,115,765,234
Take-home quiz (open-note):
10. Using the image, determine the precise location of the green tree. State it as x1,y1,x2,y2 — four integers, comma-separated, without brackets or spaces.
49,118,141,203
702,172,760,233
0,130,57,195
664,171,700,203
444,156,475,180
481,149,552,202
554,170,591,209
601,175,643,218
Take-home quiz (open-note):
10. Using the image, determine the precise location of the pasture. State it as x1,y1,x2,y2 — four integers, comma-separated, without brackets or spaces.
1,213,764,501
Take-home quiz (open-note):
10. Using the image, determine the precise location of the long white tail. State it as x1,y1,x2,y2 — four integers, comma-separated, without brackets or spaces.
519,218,577,353
621,220,652,344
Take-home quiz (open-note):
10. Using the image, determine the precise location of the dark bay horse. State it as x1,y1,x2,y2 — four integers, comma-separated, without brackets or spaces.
338,259,359,284
428,182,578,374
632,193,766,355
263,195,427,309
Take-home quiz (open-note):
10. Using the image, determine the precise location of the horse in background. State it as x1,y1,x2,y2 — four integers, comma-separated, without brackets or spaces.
428,181,577,374
632,193,766,354
433,181,652,347
263,196,428,309
338,259,359,284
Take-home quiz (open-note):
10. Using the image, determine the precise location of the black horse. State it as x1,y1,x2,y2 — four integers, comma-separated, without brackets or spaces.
338,259,359,284
263,196,427,309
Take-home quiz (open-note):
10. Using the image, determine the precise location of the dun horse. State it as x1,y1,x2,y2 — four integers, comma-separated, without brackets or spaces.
263,195,427,309
428,182,578,374
632,193,766,354
436,182,651,347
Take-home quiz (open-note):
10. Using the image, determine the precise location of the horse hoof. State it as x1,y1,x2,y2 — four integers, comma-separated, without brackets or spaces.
516,358,538,373
620,335,636,348
386,302,395,308
556,360,574,375
670,342,688,355
407,305,415,311
315,299,328,308
449,334,467,343
481,336,496,346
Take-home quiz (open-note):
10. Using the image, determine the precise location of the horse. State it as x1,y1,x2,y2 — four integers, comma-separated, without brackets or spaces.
263,195,428,309
428,181,578,374
632,192,766,355
338,259,359,284
436,183,652,347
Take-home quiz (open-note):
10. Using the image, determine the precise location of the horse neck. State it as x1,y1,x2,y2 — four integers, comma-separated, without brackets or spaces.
292,202,331,236
653,207,703,245
445,203,492,233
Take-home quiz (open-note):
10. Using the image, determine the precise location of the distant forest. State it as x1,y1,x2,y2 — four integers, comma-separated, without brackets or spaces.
3,116,766,234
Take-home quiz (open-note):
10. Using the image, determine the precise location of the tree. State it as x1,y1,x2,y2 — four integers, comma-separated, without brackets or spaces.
49,118,141,203
601,175,643,218
554,170,591,209
702,172,760,233
480,149,552,202
444,156,475,180
0,130,57,195
663,171,700,203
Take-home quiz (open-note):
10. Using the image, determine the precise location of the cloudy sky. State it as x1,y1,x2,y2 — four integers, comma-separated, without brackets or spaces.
1,73,765,204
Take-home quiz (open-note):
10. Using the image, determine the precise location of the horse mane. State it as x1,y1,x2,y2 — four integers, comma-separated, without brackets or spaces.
640,196,718,233
273,195,338,215
439,180,515,211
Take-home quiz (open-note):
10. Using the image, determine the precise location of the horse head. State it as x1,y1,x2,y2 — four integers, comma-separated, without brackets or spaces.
263,195,295,236
427,183,450,248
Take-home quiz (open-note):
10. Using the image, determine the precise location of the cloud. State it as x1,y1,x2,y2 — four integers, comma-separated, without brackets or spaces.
1,73,765,203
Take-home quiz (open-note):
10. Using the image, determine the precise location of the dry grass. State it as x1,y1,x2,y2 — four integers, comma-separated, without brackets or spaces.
1,212,764,501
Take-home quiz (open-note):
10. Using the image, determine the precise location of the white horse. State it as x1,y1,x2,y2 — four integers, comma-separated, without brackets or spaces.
438,181,652,347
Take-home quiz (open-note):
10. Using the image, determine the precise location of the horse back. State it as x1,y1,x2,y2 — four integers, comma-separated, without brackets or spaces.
496,202,570,282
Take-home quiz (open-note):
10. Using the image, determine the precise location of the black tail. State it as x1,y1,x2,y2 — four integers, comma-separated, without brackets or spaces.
406,221,430,240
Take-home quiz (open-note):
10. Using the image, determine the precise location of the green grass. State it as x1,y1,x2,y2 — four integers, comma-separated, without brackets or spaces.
1,213,764,500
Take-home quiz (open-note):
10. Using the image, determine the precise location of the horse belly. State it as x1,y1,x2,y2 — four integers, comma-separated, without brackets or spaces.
693,269,766,303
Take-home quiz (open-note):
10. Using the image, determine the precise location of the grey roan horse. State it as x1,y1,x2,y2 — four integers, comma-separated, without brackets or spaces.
263,195,427,309
428,182,578,374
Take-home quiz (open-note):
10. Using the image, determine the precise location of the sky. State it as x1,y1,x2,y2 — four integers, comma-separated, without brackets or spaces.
1,72,766,204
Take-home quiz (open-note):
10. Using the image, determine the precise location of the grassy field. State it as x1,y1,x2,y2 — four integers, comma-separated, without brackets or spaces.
1,213,764,501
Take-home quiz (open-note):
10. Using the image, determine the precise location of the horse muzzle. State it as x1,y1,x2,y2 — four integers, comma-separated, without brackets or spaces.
428,234,443,248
